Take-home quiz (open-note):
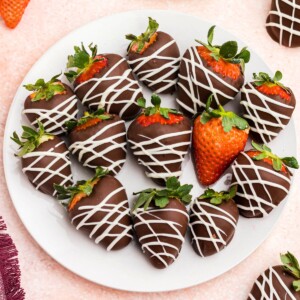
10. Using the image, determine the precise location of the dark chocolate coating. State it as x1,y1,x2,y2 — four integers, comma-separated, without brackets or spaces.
127,116,191,186
241,82,296,144
127,31,180,94
189,198,239,257
266,0,300,48
74,53,142,120
231,151,291,218
248,265,300,299
69,176,133,251
133,199,188,269
68,115,126,175
24,82,78,135
21,136,73,197
176,46,244,117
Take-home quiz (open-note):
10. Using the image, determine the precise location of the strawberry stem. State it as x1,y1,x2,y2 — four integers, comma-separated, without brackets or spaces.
10,121,54,157
198,186,237,205
200,95,249,132
132,177,193,211
280,252,300,292
195,25,250,72
251,141,299,171
137,94,182,120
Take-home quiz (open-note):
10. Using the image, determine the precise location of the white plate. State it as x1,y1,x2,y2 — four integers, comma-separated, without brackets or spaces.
3,10,297,292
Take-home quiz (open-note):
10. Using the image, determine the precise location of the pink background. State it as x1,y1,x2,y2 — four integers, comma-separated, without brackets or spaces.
0,1,299,299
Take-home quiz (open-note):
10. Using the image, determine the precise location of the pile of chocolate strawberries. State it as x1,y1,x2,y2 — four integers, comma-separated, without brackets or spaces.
11,17,299,269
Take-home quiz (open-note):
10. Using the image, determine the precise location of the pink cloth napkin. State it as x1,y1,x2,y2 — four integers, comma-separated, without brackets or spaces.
0,217,24,300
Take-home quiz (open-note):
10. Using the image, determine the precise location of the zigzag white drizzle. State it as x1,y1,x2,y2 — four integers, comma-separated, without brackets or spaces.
74,58,142,118
189,200,237,256
231,152,291,217
69,120,126,175
266,0,300,47
23,95,78,135
22,141,72,196
133,207,188,268
248,266,297,300
72,186,133,251
241,83,294,144
128,130,191,180
177,46,239,115
128,40,180,94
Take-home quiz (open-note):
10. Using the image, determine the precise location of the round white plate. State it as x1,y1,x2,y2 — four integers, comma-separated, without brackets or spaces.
3,10,297,292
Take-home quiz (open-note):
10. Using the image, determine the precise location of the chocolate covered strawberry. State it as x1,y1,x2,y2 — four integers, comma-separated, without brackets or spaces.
66,109,126,175
189,186,239,257
177,25,250,116
132,177,192,269
192,95,249,186
126,17,180,94
231,141,298,218
241,71,296,144
11,122,73,197
55,167,133,251
65,43,142,120
23,74,78,135
127,94,191,186
248,252,300,299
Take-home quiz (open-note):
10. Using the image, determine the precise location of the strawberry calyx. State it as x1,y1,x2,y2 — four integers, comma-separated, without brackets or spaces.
195,25,250,73
126,17,159,54
132,177,193,211
200,95,249,133
54,167,109,210
280,252,300,292
136,94,183,127
198,186,237,205
64,43,107,84
248,141,299,173
65,108,112,132
253,71,291,101
24,74,66,101
10,121,54,157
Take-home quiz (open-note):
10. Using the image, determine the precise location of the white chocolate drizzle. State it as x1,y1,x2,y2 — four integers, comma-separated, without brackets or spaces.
189,200,237,256
133,207,189,268
176,46,239,115
241,83,294,144
266,0,300,47
128,40,180,93
128,130,191,181
72,186,133,251
75,58,142,118
231,152,291,217
69,120,126,175
248,266,297,300
22,140,72,196
23,94,78,135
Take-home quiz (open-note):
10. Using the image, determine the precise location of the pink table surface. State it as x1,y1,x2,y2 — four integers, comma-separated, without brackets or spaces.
0,1,299,299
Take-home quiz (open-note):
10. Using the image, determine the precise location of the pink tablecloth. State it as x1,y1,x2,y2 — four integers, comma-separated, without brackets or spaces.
0,1,299,299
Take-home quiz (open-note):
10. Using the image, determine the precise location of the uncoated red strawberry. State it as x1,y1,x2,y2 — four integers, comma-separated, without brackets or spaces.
193,95,249,186
0,0,30,29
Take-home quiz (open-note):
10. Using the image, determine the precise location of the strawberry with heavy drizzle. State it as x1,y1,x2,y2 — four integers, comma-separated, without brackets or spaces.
241,70,296,144
65,43,142,120
231,141,298,218
132,176,193,269
192,95,249,186
65,109,127,175
177,25,250,116
127,94,191,186
23,74,78,135
11,121,73,197
55,167,133,251
126,17,181,94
